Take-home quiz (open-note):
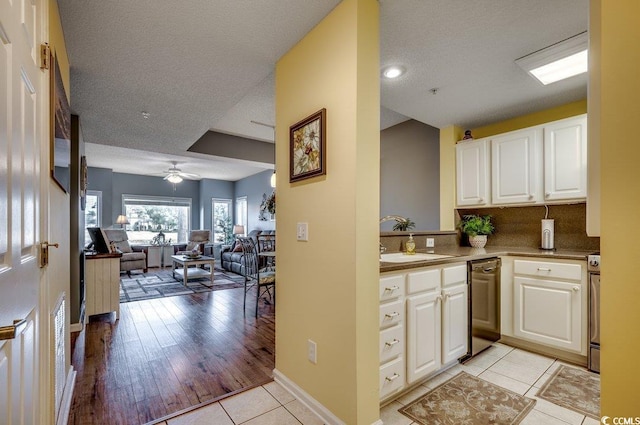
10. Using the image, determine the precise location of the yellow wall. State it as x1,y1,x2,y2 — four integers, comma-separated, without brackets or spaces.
439,125,463,230
472,99,587,139
595,0,640,415
275,0,380,423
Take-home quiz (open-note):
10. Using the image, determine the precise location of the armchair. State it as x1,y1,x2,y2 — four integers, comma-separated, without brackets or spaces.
175,230,211,255
102,229,147,275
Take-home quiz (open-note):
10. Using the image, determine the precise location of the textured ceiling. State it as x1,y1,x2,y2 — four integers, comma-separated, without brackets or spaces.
59,0,588,180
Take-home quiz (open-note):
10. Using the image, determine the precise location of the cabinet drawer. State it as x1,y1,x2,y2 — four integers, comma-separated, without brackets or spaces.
514,260,581,281
380,274,405,302
380,357,404,399
379,324,403,364
380,300,403,329
407,269,440,294
442,264,467,287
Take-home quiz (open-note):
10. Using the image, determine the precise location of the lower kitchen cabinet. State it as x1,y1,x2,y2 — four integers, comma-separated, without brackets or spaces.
380,262,468,399
508,257,587,355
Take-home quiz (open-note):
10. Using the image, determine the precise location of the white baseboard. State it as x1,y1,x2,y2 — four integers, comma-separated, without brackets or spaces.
273,369,345,425
273,369,384,425
57,367,76,425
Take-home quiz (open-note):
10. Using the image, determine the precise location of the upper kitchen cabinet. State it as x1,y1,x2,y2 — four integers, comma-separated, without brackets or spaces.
455,114,587,208
543,115,588,202
491,128,543,205
455,138,490,207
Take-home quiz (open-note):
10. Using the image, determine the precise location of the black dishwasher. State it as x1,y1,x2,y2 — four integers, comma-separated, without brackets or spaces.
463,258,501,361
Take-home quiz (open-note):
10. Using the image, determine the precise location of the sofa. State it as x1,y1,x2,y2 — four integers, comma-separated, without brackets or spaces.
103,229,148,274
221,230,275,274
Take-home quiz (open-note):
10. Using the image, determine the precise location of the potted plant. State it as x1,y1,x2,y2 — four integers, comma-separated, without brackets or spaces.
393,217,415,231
458,214,495,248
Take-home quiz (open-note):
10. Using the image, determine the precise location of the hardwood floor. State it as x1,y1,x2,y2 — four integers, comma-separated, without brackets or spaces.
69,283,275,425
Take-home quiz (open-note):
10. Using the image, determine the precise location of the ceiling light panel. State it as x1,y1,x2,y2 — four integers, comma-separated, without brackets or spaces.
515,32,588,85
382,65,406,79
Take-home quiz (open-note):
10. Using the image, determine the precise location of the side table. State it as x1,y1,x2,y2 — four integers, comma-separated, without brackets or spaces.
85,252,122,322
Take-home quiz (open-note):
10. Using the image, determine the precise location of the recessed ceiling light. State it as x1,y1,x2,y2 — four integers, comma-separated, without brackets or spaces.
515,32,588,85
382,65,406,79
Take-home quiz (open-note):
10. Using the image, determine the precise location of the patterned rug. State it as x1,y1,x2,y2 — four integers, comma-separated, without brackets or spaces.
399,372,536,425
120,267,245,302
536,365,600,419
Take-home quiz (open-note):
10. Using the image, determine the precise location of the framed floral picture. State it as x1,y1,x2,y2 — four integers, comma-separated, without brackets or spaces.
290,108,326,183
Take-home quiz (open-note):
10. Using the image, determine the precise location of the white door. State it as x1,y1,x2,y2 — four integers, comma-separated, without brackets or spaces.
513,277,582,352
441,283,468,363
491,128,543,205
544,115,587,201
455,138,489,206
0,0,46,423
406,291,440,384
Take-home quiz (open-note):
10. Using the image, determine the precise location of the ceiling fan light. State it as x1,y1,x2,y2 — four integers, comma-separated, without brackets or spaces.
167,174,183,184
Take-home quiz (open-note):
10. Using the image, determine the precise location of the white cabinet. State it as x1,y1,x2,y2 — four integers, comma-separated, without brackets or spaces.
512,258,587,354
456,139,490,206
455,114,587,208
406,264,467,385
543,115,587,201
380,262,468,399
379,274,405,399
85,254,121,322
491,128,543,205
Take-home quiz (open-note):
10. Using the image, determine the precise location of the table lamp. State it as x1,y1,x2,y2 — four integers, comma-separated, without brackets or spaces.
116,214,129,230
233,225,245,238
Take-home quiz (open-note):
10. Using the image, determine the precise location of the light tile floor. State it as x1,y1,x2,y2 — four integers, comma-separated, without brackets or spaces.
155,343,599,425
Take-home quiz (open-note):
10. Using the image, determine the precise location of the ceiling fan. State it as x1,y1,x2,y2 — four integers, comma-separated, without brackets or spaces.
161,161,200,183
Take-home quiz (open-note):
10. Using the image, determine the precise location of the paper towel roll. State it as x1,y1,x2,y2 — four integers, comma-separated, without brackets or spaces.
541,219,555,250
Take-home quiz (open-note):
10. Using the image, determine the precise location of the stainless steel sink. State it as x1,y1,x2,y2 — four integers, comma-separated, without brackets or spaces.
379,252,454,263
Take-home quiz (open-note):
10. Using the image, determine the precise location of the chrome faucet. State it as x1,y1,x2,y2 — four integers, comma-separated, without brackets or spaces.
379,215,409,225
379,216,408,258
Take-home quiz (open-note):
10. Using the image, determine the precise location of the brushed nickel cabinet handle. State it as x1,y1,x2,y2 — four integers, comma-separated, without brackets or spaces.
384,312,400,319
385,373,400,382
384,339,400,347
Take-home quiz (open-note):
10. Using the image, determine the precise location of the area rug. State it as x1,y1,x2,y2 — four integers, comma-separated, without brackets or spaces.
119,267,245,303
536,365,600,419
399,372,536,425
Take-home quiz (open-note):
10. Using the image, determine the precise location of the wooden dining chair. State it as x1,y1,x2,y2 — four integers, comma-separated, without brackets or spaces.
237,237,275,317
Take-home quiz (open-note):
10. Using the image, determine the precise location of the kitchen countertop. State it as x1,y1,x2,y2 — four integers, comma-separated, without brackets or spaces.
380,245,596,272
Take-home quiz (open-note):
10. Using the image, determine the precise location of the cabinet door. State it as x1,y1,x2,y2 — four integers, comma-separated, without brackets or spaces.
442,283,469,363
544,115,587,201
491,128,543,205
456,139,489,206
513,276,582,352
406,291,441,384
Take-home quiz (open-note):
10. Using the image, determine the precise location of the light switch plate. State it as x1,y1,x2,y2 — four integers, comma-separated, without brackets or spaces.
296,222,308,241
426,238,435,248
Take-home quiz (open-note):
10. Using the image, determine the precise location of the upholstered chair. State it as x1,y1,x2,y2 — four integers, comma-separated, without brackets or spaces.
176,230,211,255
102,229,147,275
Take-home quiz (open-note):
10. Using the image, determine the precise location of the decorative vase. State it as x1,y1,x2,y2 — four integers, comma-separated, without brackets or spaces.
468,235,487,248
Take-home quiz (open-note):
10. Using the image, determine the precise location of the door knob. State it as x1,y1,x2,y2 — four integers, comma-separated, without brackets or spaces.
40,241,59,268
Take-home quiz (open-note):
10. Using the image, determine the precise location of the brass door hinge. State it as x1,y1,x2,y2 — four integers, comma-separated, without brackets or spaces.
40,43,50,70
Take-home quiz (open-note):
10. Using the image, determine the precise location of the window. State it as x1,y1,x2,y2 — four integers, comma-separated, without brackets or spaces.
235,196,247,234
84,190,102,244
212,198,232,244
122,194,191,244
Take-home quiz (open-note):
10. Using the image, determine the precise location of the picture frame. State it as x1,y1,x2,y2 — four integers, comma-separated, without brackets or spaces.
289,108,326,183
50,50,71,193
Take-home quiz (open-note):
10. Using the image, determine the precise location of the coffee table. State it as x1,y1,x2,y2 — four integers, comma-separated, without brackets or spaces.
171,255,215,286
